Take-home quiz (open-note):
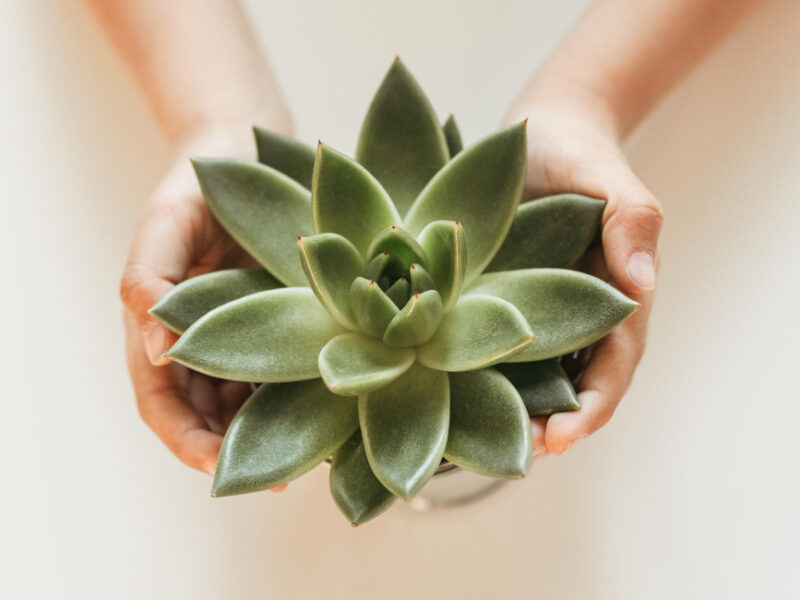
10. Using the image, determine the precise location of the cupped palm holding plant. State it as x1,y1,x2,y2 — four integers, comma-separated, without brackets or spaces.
150,59,637,525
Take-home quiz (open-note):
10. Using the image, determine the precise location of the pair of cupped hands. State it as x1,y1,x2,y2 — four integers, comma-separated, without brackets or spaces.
122,104,663,488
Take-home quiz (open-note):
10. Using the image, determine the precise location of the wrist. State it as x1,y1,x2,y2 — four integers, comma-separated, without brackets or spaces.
170,96,294,156
504,77,622,144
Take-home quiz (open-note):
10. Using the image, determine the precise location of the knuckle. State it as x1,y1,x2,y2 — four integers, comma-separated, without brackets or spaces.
119,263,152,313
628,196,664,229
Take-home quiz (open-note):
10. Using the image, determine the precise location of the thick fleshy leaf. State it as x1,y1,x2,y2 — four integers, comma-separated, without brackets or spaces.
416,220,466,311
330,432,396,526
408,264,435,294
355,58,450,216
384,278,410,309
350,277,399,338
253,127,315,189
212,379,358,496
298,233,363,330
150,268,282,334
404,123,527,281
383,290,443,347
445,368,532,478
366,226,430,270
417,295,534,371
364,252,403,282
443,114,463,157
168,288,344,382
192,158,313,286
497,360,580,417
359,363,449,498
318,332,415,396
466,269,638,361
311,144,400,255
486,194,605,272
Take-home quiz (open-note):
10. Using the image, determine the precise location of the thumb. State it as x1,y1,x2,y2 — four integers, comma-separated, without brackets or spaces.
601,172,664,297
120,262,177,365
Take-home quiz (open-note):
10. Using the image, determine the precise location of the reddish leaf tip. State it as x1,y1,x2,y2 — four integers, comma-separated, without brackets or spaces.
391,225,397,230
530,334,536,341
523,117,529,125
369,280,375,285
317,139,322,147
414,293,419,299
454,221,460,226
410,264,416,270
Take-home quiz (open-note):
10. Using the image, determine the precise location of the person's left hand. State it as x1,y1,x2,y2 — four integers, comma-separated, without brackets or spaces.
506,104,663,459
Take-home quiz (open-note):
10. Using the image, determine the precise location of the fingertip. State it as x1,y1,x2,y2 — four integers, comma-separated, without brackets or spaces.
144,323,177,366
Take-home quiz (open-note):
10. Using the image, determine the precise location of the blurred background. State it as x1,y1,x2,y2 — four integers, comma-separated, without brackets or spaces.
1,0,798,598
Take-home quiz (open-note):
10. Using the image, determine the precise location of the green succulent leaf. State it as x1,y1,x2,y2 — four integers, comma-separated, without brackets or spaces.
384,278,410,309
408,264,435,294
417,295,534,372
366,226,430,270
416,220,466,311
318,332,416,396
312,143,400,255
150,268,282,334
466,269,639,361
359,363,449,498
212,379,358,496
364,252,403,282
444,368,532,478
442,114,463,157
253,127,315,189
383,290,443,347
497,360,580,417
486,194,606,272
329,432,396,526
350,277,400,338
167,288,344,382
298,233,364,330
404,122,527,281
191,158,313,287
355,58,450,216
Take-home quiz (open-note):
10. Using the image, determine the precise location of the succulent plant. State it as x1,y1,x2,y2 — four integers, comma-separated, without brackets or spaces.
150,59,638,525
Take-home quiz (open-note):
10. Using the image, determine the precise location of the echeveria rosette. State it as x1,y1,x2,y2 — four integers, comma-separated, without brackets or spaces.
149,59,638,526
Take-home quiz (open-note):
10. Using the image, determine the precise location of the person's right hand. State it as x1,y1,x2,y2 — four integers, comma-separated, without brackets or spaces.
120,125,287,489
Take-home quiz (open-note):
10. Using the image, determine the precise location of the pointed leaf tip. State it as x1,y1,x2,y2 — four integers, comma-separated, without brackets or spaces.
405,123,527,281
356,60,449,216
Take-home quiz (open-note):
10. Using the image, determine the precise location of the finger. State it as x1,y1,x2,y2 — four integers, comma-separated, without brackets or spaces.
125,311,222,474
119,193,205,365
544,309,647,454
189,374,227,435
601,170,664,299
531,417,548,461
218,380,252,428
271,484,289,493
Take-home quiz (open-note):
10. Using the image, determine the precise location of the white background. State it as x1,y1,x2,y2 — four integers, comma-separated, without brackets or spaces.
1,1,799,598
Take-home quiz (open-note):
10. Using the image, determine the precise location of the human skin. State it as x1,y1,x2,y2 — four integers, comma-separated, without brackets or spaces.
507,0,761,456
88,0,760,477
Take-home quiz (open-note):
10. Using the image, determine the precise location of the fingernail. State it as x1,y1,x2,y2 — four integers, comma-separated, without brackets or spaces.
143,324,169,366
202,460,217,476
627,251,656,291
